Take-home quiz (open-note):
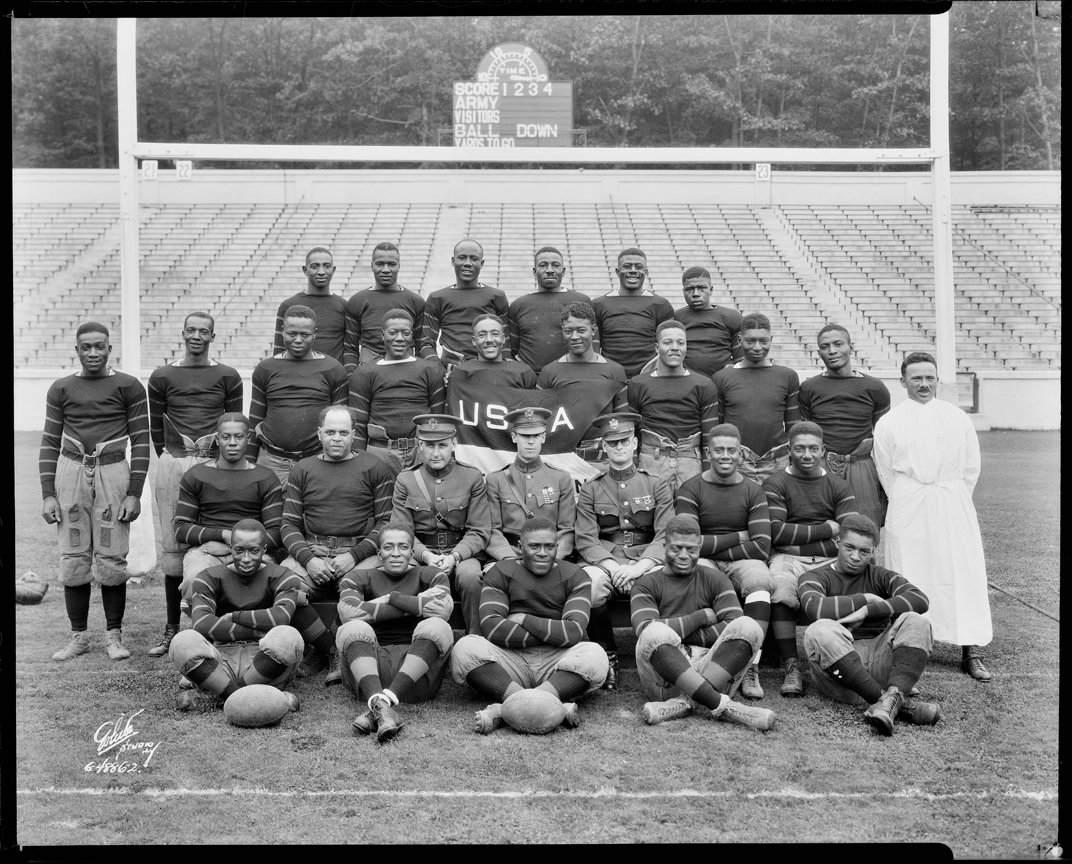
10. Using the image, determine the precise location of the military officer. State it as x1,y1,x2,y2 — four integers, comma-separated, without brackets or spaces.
575,412,674,689
387,414,492,635
485,407,576,564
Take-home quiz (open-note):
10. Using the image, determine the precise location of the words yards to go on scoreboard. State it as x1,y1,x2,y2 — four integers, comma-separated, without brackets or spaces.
453,81,574,148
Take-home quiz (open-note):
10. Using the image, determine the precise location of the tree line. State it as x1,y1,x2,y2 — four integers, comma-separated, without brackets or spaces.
10,8,1061,171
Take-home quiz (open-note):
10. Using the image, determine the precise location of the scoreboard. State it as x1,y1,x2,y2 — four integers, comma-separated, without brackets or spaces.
453,43,573,148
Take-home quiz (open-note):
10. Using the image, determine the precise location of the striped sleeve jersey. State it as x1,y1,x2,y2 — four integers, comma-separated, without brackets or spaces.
629,563,742,647
147,361,243,455
337,564,451,645
172,462,284,549
39,371,150,499
675,474,771,561
762,469,858,556
479,559,592,649
343,285,426,367
798,561,929,639
247,354,348,458
189,561,301,643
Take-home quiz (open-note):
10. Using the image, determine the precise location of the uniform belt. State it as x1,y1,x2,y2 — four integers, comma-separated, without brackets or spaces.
368,436,418,451
416,529,465,549
307,532,364,549
62,448,126,466
262,441,320,460
640,443,680,457
608,530,653,547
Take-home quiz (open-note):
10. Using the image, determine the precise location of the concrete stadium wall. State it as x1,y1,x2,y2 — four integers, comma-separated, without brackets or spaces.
13,369,1060,433
11,168,1062,207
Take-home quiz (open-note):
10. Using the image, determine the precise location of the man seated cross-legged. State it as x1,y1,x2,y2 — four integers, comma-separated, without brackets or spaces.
170,518,304,713
799,514,941,736
450,517,609,734
631,514,776,731
335,524,455,744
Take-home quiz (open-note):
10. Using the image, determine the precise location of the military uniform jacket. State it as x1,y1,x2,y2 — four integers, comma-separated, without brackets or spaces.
390,460,492,561
575,463,673,565
485,457,577,559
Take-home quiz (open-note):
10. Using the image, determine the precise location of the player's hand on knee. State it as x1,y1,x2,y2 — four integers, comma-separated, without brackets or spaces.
202,541,231,556
117,495,141,522
307,557,333,585
331,552,357,576
42,496,61,524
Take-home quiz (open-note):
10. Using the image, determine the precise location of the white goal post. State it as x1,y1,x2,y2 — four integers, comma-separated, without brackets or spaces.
115,13,958,402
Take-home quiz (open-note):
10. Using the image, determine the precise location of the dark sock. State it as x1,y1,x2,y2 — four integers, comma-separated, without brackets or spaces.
742,594,770,641
244,650,289,686
770,603,798,663
64,584,92,631
100,583,126,630
537,670,588,702
648,644,722,710
826,652,884,704
466,661,522,702
164,575,183,629
343,640,382,702
888,646,929,694
587,603,617,653
185,657,239,699
290,605,337,656
706,638,755,694
388,638,442,703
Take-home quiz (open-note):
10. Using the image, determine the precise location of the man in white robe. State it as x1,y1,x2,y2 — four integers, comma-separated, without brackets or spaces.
873,352,993,681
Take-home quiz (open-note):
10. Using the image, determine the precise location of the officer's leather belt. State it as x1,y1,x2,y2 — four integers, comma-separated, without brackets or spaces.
369,436,418,451
609,530,653,547
417,529,465,549
261,441,320,460
62,448,126,466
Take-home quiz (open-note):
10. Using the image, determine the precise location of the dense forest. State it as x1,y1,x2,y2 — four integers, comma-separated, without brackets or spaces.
10,8,1061,171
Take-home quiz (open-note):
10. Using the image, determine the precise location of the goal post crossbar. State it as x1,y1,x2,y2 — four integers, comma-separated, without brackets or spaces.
115,14,959,404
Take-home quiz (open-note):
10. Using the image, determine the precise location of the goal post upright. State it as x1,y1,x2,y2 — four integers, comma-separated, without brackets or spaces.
114,13,957,397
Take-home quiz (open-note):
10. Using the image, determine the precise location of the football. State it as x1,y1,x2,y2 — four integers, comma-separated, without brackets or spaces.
15,571,48,605
500,688,567,735
223,685,298,728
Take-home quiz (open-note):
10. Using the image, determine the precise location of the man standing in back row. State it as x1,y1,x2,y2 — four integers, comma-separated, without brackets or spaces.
344,241,426,369
874,352,993,681
274,247,352,371
799,324,891,530
146,310,243,658
672,267,742,377
508,246,592,374
420,239,510,371
593,248,674,379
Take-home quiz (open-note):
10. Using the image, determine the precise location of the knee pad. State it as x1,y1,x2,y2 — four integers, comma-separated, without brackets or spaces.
259,625,305,666
94,558,130,587
636,620,681,660
802,619,841,654
557,642,610,685
586,567,613,607
159,550,186,577
412,616,454,654
169,629,213,669
335,619,377,653
770,574,800,608
722,615,764,648
59,555,94,587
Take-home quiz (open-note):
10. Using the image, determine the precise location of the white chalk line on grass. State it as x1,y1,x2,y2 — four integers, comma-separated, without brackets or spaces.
16,787,1057,802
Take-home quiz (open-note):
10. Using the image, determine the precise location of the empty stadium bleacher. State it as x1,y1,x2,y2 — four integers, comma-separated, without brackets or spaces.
11,202,1061,373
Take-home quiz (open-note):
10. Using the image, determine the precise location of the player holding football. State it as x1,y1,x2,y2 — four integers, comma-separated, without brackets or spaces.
631,514,776,730
279,405,396,682
575,412,674,690
485,407,576,563
335,524,455,744
507,246,591,374
450,517,609,733
146,311,243,658
343,241,426,369
712,312,800,485
40,322,150,662
628,320,719,492
798,324,891,530
169,518,304,712
248,304,349,488
273,247,352,370
799,513,941,735
419,239,510,371
758,421,858,699
536,302,629,470
349,308,446,475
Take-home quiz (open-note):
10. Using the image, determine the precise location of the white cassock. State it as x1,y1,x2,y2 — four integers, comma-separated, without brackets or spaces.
873,398,992,646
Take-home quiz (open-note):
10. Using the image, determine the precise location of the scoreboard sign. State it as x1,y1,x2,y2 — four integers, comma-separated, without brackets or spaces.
454,43,573,148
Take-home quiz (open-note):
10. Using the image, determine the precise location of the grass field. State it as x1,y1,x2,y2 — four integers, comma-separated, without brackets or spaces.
12,430,1059,853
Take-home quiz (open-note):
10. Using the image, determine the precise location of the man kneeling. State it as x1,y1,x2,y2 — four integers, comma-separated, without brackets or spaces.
631,514,776,730
170,518,304,716
450,517,608,734
799,513,940,736
334,524,455,744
